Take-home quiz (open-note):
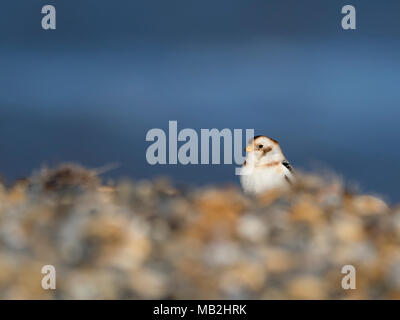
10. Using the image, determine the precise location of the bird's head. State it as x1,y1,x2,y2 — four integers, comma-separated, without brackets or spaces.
245,135,284,164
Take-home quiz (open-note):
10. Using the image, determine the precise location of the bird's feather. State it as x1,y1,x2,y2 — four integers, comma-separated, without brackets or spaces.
282,160,294,174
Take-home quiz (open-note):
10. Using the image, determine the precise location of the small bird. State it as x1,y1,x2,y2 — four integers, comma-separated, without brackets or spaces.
240,135,295,195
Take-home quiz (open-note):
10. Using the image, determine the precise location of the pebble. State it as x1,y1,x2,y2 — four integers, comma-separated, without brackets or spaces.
0,163,397,299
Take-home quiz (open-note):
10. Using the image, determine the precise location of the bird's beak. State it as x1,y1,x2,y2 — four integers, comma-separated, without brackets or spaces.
245,146,252,152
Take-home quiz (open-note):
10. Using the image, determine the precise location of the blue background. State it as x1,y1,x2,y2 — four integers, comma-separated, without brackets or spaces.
0,1,399,202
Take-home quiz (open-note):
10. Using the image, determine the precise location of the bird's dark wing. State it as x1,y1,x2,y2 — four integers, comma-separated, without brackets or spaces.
282,160,294,185
282,159,294,174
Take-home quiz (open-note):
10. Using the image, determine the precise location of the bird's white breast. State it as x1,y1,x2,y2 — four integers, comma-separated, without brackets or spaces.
240,164,291,195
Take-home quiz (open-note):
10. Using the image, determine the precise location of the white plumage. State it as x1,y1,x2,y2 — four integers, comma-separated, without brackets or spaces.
240,136,295,195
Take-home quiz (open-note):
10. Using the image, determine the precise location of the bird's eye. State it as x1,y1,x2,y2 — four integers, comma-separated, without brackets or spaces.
258,144,263,149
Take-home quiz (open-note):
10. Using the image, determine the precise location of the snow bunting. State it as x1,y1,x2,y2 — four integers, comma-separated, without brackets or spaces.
240,136,295,195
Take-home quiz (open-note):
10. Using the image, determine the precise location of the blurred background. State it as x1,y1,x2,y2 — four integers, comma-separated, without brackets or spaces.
0,0,399,202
